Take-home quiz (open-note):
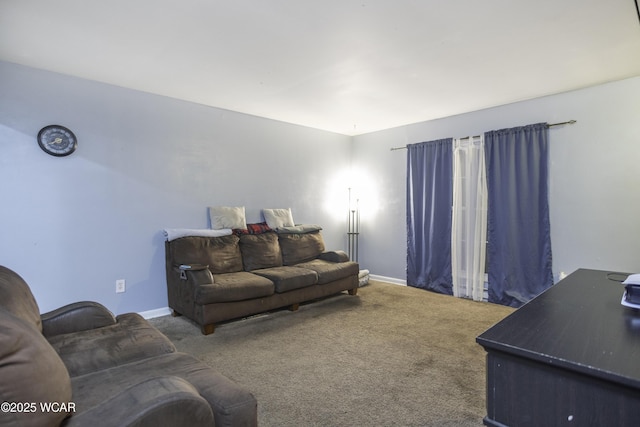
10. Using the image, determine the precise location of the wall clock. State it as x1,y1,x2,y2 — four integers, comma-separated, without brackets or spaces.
37,125,77,157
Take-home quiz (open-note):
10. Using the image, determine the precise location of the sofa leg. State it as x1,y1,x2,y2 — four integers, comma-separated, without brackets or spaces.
348,288,358,296
171,310,182,317
289,303,300,311
201,324,215,335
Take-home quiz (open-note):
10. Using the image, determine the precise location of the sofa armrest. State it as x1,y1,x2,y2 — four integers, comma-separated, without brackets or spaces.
166,264,215,319
318,250,350,263
41,301,117,337
173,264,214,285
65,376,215,427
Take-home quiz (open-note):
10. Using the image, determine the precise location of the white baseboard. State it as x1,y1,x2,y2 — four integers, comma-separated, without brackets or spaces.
139,307,172,319
369,274,406,286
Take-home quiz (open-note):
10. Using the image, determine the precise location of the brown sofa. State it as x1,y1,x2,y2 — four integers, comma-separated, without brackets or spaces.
165,227,359,335
0,265,257,427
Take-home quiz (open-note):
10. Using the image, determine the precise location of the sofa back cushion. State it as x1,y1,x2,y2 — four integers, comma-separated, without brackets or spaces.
239,232,283,271
168,235,243,274
278,231,326,265
0,308,73,426
0,265,42,332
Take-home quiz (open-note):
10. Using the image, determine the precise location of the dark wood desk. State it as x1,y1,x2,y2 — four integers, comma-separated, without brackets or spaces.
477,268,640,426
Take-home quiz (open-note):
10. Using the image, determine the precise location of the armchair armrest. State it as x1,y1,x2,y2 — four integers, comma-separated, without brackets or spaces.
64,376,215,427
318,250,350,263
41,301,117,337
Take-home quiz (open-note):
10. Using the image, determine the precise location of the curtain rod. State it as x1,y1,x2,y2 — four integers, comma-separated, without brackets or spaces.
390,120,577,151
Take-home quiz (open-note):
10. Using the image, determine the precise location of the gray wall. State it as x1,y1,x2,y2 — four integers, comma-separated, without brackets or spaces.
352,76,640,283
0,61,352,314
2,59,639,315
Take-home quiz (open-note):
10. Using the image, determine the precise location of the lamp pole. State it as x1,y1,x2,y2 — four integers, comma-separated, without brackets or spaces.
347,188,359,262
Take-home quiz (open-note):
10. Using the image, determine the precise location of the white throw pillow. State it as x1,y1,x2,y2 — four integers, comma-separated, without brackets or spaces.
262,208,295,229
208,206,247,230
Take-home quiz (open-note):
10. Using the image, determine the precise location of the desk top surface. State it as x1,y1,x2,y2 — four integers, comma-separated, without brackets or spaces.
477,268,640,388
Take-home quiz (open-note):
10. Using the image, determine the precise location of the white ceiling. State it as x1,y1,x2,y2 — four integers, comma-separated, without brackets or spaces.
2,0,640,135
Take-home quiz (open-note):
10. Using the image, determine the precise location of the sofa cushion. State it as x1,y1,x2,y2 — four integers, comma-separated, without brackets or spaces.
278,231,326,265
293,259,360,285
0,265,42,332
240,232,283,271
47,313,177,377
195,272,274,304
69,352,257,427
65,376,215,427
169,235,243,274
251,266,318,293
0,308,73,427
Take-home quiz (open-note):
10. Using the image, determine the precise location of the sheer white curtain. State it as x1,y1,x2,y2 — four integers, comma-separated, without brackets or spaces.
451,136,487,301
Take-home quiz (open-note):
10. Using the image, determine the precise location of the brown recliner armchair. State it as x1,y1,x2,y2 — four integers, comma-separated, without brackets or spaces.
0,265,257,427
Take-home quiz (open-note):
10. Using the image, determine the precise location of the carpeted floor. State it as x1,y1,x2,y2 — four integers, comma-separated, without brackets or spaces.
149,280,514,427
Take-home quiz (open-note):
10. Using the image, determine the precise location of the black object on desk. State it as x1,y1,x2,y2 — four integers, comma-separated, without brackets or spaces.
477,268,640,427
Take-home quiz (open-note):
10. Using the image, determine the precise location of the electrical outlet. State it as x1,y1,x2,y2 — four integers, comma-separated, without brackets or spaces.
115,279,126,293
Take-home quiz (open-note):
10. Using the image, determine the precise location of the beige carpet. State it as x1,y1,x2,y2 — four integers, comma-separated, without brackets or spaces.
149,280,514,426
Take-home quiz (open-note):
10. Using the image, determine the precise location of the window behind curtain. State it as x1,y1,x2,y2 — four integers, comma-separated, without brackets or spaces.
452,135,487,301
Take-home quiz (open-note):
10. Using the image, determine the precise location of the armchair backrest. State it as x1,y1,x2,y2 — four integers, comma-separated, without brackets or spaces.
0,265,42,332
0,307,72,426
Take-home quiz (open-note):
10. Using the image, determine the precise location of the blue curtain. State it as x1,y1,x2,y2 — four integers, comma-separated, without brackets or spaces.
406,139,453,294
484,123,553,307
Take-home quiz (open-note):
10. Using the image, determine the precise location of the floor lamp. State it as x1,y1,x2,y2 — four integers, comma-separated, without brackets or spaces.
347,188,369,286
347,187,359,262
